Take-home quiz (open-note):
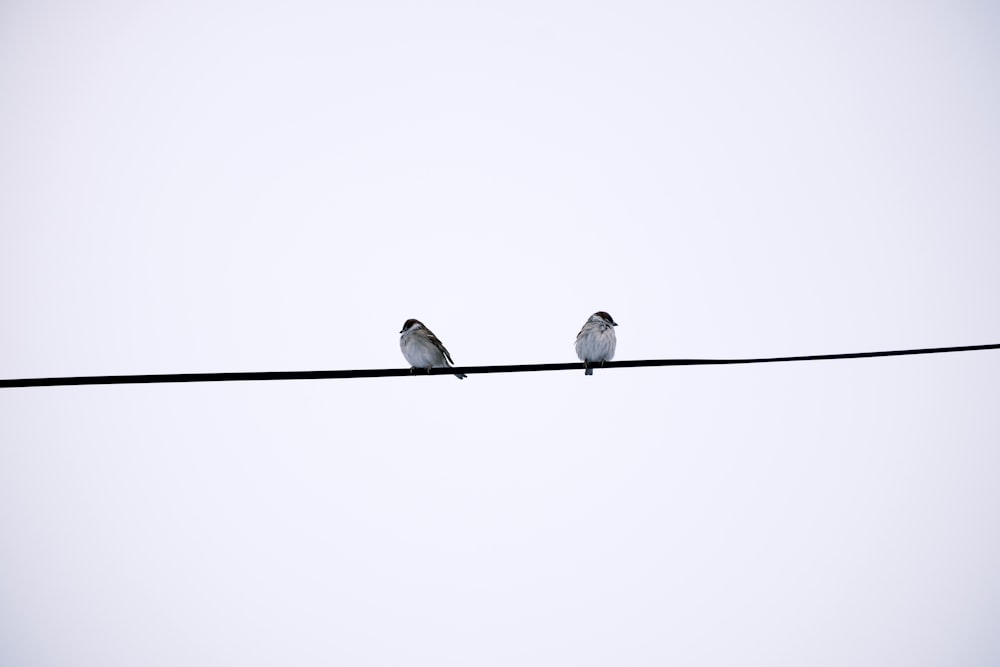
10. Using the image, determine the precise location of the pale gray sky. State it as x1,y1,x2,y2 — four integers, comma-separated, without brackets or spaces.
1,1,999,666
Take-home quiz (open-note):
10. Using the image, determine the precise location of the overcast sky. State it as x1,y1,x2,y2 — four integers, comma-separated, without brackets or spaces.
2,1,999,666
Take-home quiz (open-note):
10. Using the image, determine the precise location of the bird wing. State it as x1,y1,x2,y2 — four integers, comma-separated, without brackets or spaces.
425,329,456,365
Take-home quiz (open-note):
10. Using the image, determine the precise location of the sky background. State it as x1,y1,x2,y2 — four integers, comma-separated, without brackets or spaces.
1,1,999,665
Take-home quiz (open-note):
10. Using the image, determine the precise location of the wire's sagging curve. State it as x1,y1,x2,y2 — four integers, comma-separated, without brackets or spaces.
1,344,998,389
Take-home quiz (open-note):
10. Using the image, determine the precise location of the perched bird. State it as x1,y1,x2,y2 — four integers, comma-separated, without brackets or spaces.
575,311,618,375
399,319,467,379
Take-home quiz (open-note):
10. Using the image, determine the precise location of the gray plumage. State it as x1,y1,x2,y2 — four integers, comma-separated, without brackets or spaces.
399,319,466,379
575,311,617,375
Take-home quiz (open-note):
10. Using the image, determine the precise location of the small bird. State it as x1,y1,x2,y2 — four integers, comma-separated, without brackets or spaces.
399,319,467,379
575,311,618,375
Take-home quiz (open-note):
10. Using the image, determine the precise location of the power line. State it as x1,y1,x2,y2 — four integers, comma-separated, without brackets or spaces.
1,343,998,389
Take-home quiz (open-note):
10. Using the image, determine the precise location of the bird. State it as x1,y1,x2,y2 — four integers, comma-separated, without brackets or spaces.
575,311,617,375
399,319,467,379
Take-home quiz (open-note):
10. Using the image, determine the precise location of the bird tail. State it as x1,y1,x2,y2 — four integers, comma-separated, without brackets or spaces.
454,372,467,380
585,367,593,376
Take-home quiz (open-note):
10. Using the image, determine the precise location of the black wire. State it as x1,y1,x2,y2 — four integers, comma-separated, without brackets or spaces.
1,343,998,389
